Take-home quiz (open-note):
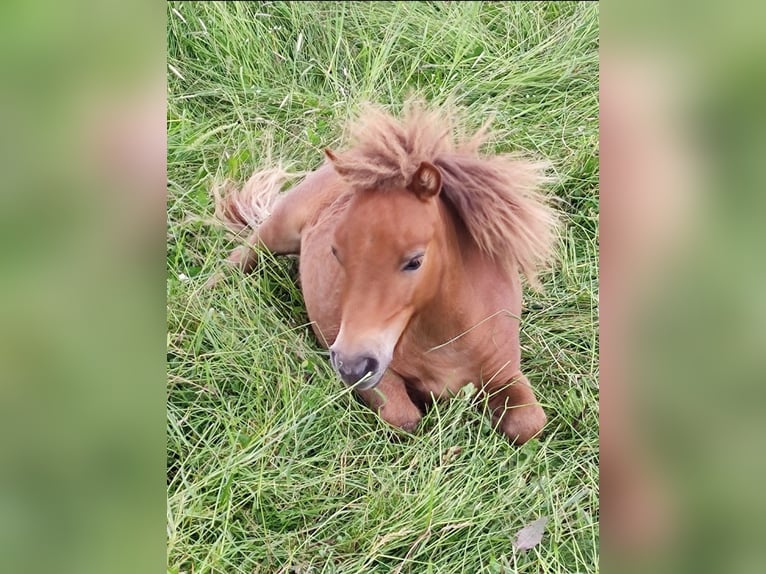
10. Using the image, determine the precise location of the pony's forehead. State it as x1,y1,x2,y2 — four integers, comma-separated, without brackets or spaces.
336,188,438,244
347,185,435,214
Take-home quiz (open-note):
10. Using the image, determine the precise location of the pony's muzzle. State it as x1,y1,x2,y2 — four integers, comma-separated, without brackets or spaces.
329,349,381,389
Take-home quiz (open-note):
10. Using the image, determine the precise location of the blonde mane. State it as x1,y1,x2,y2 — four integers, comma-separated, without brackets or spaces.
326,98,560,286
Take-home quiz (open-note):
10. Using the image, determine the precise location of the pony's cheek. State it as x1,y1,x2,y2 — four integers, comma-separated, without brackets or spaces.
412,261,441,302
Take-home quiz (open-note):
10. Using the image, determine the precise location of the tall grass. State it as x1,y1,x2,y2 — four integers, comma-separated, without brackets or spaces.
167,2,599,572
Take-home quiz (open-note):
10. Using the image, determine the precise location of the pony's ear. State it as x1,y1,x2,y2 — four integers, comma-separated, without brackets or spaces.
324,148,352,178
324,148,338,163
409,161,442,199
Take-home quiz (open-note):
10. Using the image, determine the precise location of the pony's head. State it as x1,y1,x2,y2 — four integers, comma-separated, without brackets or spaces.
324,99,559,390
327,154,445,389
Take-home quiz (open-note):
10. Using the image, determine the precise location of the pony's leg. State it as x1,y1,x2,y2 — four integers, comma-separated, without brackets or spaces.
356,372,423,433
485,373,547,445
224,192,306,274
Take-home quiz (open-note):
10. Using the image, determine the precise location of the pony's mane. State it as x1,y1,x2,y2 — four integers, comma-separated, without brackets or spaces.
326,98,560,286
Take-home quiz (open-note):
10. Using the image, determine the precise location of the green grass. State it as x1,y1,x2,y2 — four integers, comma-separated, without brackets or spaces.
167,2,599,572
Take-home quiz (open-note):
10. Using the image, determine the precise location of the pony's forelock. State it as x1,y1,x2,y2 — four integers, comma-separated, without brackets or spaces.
326,98,560,285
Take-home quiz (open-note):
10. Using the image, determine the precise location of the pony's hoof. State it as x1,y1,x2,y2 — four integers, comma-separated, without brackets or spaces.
379,411,422,435
203,270,227,290
398,419,421,434
497,405,547,445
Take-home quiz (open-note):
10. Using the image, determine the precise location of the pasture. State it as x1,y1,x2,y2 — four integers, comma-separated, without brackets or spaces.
167,2,599,572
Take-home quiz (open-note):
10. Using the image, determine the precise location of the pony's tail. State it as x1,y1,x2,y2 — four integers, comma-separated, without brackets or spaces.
206,166,290,286
212,166,291,235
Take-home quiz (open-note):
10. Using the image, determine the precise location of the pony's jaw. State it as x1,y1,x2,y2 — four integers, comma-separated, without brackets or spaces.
352,370,386,391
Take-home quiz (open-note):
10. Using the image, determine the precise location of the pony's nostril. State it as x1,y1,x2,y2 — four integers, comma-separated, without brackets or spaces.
362,357,379,376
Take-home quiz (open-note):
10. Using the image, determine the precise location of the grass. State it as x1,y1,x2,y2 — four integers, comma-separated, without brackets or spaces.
167,2,599,573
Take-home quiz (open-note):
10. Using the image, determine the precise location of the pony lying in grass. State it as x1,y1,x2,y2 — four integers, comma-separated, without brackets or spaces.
213,100,559,444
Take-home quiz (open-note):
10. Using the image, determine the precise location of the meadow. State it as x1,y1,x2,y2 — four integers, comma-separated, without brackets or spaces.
167,2,599,572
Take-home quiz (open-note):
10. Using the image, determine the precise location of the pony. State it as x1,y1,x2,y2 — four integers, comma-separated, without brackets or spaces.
212,99,559,444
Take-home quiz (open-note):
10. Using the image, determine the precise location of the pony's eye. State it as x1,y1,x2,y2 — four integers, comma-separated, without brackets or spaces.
331,246,339,259
402,255,423,271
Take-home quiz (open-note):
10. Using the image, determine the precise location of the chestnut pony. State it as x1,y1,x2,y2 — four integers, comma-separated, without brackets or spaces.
213,100,559,444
